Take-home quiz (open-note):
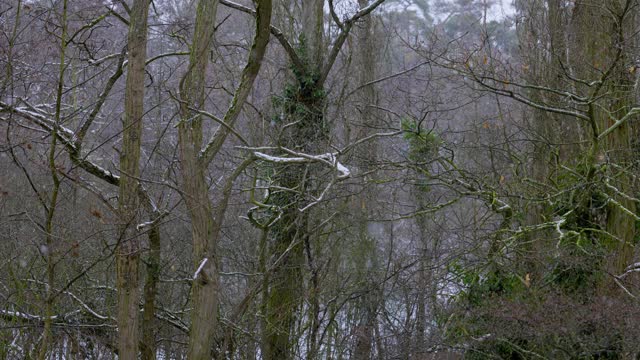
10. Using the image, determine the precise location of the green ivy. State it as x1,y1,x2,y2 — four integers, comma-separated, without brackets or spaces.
402,117,441,162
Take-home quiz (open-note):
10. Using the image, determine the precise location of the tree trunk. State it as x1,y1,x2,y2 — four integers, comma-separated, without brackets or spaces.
571,0,637,274
262,2,325,359
177,3,219,358
177,0,271,357
141,223,161,360
302,0,324,68
116,0,151,358
516,0,571,281
38,1,67,357
353,1,379,359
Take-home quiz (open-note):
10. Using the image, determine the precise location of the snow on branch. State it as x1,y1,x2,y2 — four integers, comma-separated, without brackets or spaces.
193,258,209,280
136,210,169,231
0,100,121,185
0,309,56,322
253,150,350,179
136,221,154,231
619,262,640,280
244,148,351,213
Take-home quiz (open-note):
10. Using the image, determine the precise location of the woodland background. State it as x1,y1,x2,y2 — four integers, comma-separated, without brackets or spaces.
2,0,640,358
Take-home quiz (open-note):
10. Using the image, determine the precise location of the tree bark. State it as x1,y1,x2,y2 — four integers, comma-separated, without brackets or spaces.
177,0,271,357
178,2,219,357
117,0,151,358
141,222,161,360
261,1,385,357
263,4,325,358
38,1,67,358
571,0,637,274
353,1,379,359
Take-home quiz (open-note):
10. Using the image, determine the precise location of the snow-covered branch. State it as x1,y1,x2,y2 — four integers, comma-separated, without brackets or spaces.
253,150,351,179
0,309,56,322
0,101,121,185
193,258,209,280
618,262,640,280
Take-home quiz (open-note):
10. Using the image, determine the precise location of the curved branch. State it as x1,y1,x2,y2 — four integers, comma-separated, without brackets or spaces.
219,0,306,75
200,0,272,165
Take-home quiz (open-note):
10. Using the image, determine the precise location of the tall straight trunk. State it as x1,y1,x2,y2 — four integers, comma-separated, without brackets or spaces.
302,0,324,68
263,202,306,359
38,1,67,357
516,0,571,280
141,223,161,360
414,253,427,359
178,2,219,358
140,36,168,360
353,1,379,359
306,241,321,360
262,2,325,359
117,0,151,358
177,0,271,357
571,0,637,274
412,187,430,358
601,1,637,274
258,0,384,357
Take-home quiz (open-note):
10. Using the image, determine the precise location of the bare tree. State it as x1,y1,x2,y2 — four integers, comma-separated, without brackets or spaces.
176,0,271,357
116,0,151,358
